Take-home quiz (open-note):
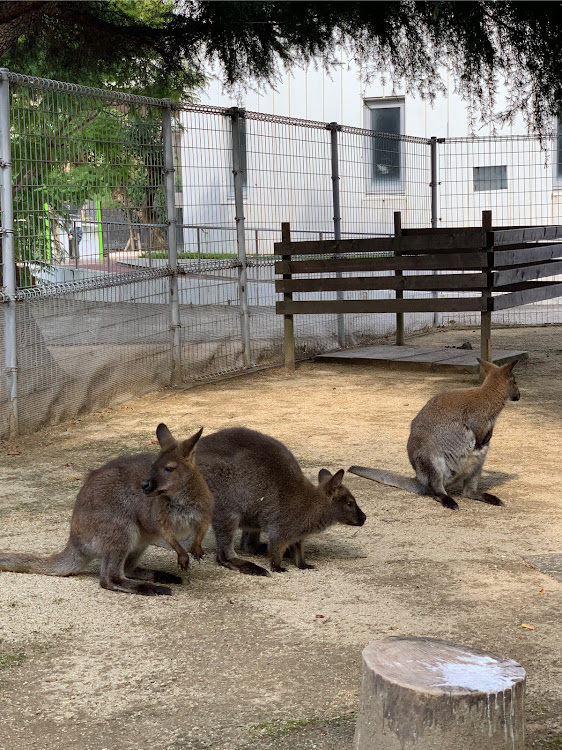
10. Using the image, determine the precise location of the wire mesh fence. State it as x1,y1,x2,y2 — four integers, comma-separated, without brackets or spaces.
436,135,562,328
8,73,169,287
1,70,562,438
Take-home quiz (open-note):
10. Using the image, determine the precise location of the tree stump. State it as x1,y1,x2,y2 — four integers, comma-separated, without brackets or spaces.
353,637,526,750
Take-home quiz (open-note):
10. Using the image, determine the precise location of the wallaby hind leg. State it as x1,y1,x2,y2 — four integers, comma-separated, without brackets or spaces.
100,549,173,595
240,530,268,555
415,457,459,511
268,535,290,573
460,460,504,507
240,530,292,560
214,519,270,577
291,540,315,570
124,548,183,586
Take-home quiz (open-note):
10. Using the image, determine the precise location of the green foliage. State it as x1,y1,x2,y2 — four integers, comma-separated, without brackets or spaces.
1,1,205,100
1,2,561,131
1,2,561,133
11,87,169,265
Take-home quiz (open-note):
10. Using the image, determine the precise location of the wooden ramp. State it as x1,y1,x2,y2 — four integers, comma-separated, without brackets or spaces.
315,344,527,373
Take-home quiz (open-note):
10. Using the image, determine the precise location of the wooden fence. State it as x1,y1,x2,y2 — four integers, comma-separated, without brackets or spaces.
274,211,562,369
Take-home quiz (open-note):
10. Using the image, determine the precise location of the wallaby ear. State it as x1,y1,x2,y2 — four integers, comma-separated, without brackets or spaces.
331,469,345,489
476,357,497,375
500,359,518,374
322,468,345,495
318,468,332,484
181,427,204,459
156,423,176,451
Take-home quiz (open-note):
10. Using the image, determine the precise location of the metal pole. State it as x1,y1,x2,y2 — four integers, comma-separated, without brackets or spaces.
0,69,18,437
162,99,182,385
328,122,345,348
430,136,440,328
230,107,251,367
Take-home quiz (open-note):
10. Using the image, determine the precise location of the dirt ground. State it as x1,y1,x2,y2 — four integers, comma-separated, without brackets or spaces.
1,324,562,750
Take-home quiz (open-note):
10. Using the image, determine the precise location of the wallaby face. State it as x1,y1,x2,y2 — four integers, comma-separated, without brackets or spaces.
0,424,213,596
141,425,203,497
318,469,366,527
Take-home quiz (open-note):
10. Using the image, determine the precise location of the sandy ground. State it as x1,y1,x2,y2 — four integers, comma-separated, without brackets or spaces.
1,324,562,750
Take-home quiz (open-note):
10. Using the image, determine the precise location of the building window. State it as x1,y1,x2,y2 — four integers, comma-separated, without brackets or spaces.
365,99,404,190
473,165,508,192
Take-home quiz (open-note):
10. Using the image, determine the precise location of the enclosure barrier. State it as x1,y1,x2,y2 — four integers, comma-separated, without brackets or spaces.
1,67,562,439
275,212,562,369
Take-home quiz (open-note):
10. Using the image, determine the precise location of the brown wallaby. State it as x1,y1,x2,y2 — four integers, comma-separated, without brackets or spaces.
0,424,213,595
194,427,366,576
349,359,520,511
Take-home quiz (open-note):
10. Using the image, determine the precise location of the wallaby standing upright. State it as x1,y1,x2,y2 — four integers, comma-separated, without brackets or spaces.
0,424,214,595
195,426,366,576
349,359,520,510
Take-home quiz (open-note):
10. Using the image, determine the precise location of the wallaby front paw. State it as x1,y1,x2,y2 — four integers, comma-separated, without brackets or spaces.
177,551,190,571
298,563,316,570
189,543,205,561
271,564,288,573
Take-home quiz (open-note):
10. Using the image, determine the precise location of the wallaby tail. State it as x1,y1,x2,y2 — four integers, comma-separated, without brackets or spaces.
348,466,427,496
0,542,87,577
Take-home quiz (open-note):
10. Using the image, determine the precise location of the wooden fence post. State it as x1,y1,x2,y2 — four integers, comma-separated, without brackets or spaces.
281,222,295,371
394,212,404,346
481,210,493,369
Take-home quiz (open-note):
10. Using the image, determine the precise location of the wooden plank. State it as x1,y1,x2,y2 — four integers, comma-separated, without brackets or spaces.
400,227,484,237
494,258,562,287
394,211,404,346
275,272,488,294
276,297,484,315
317,346,527,373
493,242,562,267
492,225,562,245
275,252,488,275
281,222,295,372
481,211,493,366
492,281,562,311
273,232,486,256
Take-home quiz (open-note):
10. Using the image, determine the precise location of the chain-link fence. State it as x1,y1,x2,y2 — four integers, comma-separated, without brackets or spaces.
1,69,561,438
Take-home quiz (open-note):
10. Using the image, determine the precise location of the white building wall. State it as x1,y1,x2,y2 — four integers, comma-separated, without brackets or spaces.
177,55,560,247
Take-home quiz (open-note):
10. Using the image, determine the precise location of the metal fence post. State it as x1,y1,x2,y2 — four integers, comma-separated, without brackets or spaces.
162,99,182,385
230,107,251,367
0,69,18,437
328,122,346,348
430,136,440,328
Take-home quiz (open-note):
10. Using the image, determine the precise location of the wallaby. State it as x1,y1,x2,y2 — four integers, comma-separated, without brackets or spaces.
195,427,366,576
349,359,520,511
0,424,213,595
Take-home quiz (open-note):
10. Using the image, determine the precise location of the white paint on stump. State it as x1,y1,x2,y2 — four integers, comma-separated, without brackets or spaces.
424,652,523,693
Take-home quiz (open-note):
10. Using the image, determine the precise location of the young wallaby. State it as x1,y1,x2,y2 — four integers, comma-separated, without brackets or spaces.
0,424,214,595
349,359,520,511
195,427,366,576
